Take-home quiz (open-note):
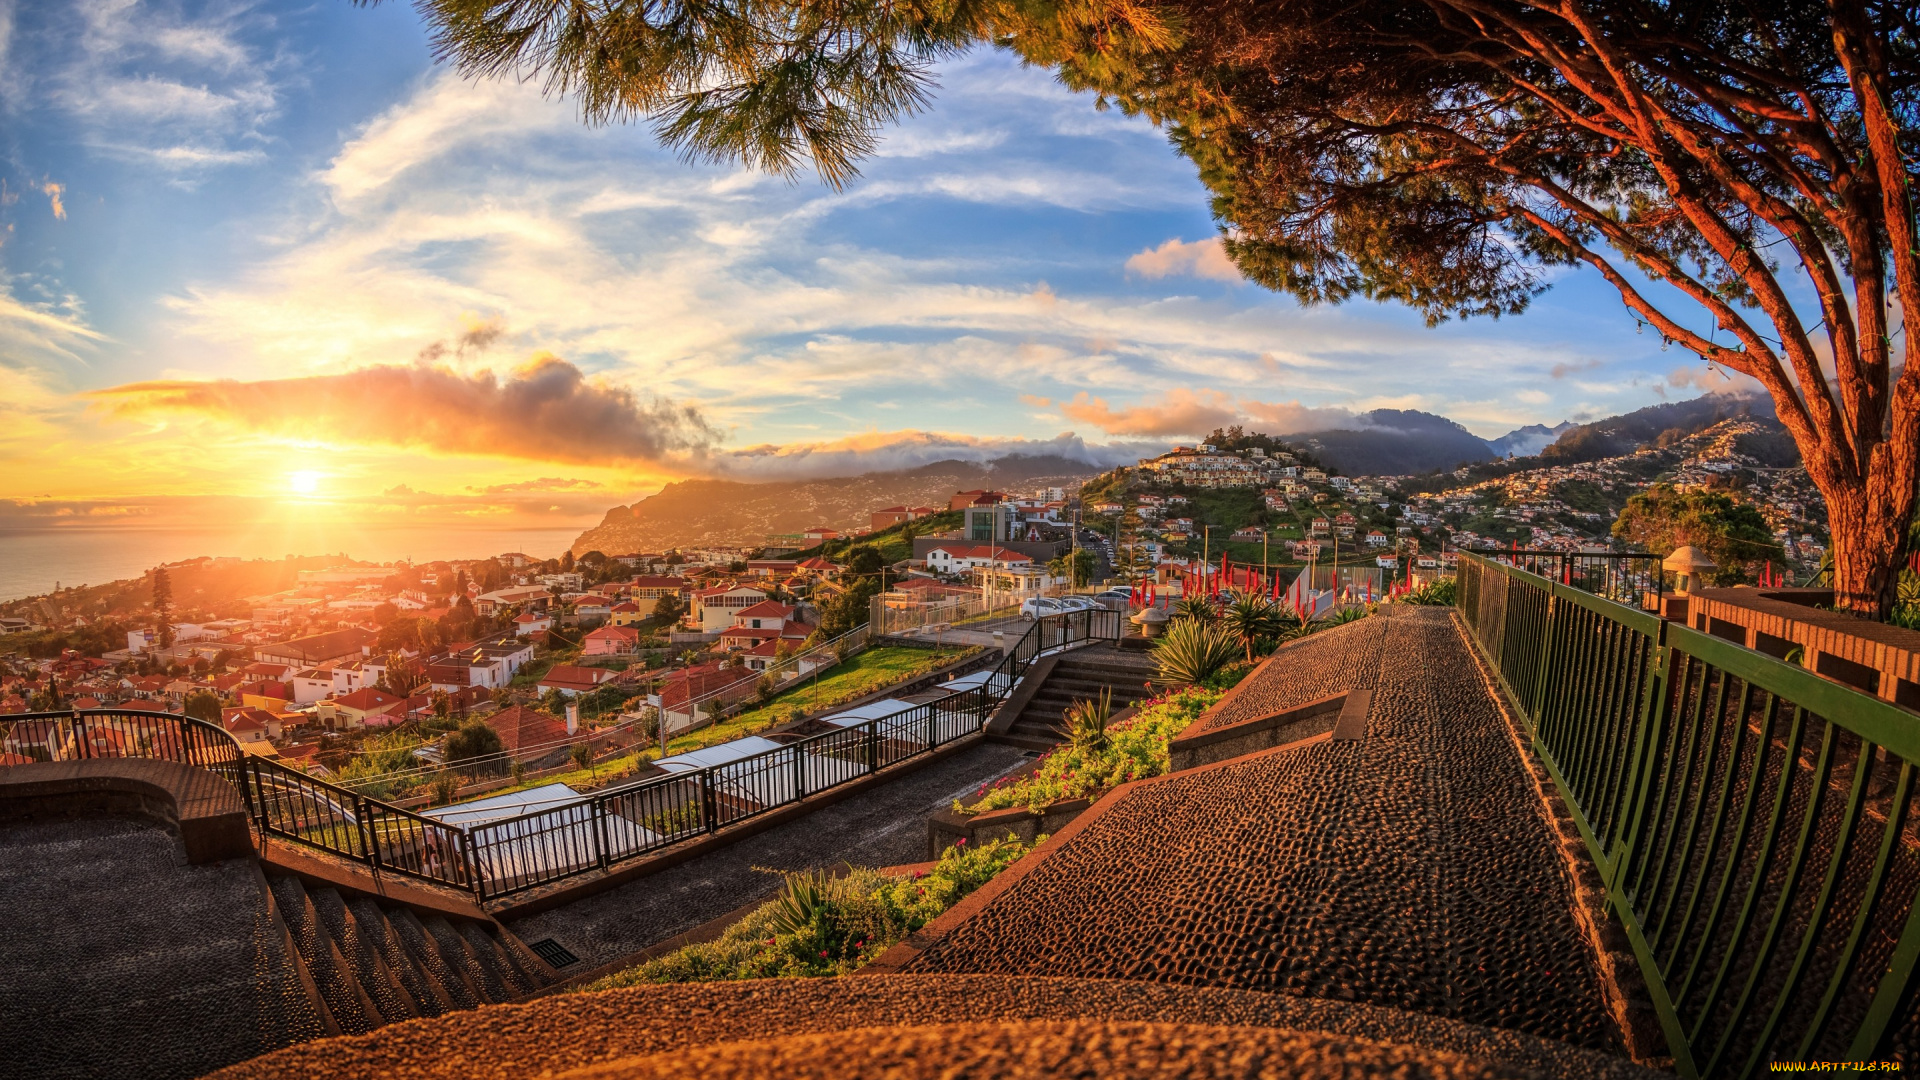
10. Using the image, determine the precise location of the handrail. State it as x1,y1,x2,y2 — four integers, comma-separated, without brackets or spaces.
1460,547,1664,613
0,707,475,892
1457,551,1920,1075
0,607,1125,903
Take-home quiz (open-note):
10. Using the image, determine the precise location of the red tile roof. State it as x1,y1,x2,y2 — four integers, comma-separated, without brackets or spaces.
484,705,575,753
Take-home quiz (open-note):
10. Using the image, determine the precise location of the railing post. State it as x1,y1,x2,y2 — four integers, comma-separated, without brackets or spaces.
357,797,380,870
594,795,611,871
700,769,717,833
791,744,805,803
866,719,877,774
71,711,87,760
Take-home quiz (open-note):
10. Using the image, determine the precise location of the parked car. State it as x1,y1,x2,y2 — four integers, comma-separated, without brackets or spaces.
1094,586,1135,600
1019,596,1098,619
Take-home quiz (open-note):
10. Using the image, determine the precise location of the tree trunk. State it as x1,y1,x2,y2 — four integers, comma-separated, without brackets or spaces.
1825,486,1906,620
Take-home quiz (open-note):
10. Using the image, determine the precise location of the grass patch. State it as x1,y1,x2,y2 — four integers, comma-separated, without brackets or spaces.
576,835,1040,987
713,645,981,736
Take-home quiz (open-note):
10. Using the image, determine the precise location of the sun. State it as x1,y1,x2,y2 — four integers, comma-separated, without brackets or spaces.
288,470,322,496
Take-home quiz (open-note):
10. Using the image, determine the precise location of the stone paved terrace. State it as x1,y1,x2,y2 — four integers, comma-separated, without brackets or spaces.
884,606,1629,1054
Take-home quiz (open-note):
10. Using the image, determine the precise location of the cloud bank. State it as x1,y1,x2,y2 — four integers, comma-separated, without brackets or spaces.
87,356,722,465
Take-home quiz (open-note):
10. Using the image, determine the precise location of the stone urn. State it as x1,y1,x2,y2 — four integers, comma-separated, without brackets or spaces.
1134,606,1171,640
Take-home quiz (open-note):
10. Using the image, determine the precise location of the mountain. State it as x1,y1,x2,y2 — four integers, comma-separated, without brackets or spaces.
1541,393,1774,465
1489,422,1574,459
569,455,1102,554
1290,409,1498,475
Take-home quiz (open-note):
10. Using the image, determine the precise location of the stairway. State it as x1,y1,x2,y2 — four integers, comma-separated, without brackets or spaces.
266,874,555,1033
994,649,1159,752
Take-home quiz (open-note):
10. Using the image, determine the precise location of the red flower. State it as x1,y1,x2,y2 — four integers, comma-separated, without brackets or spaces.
820,950,829,958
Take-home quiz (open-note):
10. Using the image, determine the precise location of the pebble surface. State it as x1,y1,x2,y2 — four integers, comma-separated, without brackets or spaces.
904,608,1625,1054
205,973,1661,1080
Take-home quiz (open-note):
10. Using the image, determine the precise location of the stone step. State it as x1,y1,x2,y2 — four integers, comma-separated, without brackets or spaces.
387,908,482,1010
268,876,378,1036
347,895,453,1019
309,887,416,1027
421,914,513,1004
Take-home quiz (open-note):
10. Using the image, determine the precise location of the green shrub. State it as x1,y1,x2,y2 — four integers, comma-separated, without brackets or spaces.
579,836,1040,988
1222,593,1282,662
1400,578,1458,606
1153,617,1241,685
964,686,1222,814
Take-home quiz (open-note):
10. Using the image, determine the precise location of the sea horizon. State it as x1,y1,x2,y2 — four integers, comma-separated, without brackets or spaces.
0,524,593,603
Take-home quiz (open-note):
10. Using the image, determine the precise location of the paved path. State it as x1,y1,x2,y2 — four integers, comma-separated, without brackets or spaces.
505,740,1031,969
901,607,1626,1054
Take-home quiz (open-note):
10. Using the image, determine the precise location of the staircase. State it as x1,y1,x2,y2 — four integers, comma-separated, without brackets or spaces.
265,874,556,1033
993,648,1159,752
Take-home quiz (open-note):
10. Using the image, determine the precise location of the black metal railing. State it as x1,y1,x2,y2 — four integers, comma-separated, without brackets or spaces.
0,609,1122,902
1459,552,1920,1075
1465,548,1664,613
0,708,476,892
461,607,1122,898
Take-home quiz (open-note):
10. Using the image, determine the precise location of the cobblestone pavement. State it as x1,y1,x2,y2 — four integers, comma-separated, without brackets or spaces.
0,817,325,1080
209,974,1662,1080
504,740,1031,968
902,607,1626,1054
1199,610,1391,731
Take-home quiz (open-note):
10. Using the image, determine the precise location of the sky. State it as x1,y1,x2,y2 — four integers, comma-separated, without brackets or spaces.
0,0,1730,537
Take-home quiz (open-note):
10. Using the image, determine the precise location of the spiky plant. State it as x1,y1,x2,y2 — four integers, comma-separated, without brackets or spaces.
1056,688,1114,755
1223,592,1282,663
1152,618,1241,686
1172,594,1219,625
768,868,834,936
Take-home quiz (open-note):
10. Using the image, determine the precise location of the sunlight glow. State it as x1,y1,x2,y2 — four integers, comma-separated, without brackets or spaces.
288,470,322,495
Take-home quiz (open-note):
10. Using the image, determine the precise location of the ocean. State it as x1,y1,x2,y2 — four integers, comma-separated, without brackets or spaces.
0,525,590,602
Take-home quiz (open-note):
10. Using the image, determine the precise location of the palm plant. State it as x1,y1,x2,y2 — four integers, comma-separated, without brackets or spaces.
1056,688,1114,755
1222,592,1281,663
1152,618,1241,686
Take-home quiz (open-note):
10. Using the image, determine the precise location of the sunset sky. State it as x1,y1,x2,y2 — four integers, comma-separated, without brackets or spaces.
0,0,1723,535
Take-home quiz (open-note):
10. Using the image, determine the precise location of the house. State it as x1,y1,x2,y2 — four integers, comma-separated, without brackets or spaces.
514,611,554,637
608,602,645,627
716,601,814,652
923,545,1033,575
471,587,553,617
1229,528,1266,543
1366,531,1390,548
569,597,613,622
687,585,771,634
746,559,799,578
254,628,377,670
869,505,929,531
316,687,406,730
583,624,641,656
629,576,687,601
802,526,841,542
652,663,759,729
481,705,579,767
425,637,535,692
538,664,619,697
221,707,283,741
236,680,293,712
795,557,838,577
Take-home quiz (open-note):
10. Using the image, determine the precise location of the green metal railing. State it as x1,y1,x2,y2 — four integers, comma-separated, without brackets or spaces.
1458,552,1920,1076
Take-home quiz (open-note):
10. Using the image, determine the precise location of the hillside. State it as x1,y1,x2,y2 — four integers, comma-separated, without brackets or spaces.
1541,394,1776,464
570,455,1102,554
1291,409,1498,475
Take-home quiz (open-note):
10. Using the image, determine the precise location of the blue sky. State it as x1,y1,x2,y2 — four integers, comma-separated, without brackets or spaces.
0,0,1727,528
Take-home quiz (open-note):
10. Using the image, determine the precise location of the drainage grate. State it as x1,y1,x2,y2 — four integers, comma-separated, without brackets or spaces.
529,938,580,968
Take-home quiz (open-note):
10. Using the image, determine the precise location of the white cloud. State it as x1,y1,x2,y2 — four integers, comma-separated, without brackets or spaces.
155,49,1665,460
1126,236,1242,282
37,0,285,171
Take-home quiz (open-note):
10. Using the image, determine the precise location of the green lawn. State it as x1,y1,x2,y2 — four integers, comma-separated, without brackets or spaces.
714,644,981,735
